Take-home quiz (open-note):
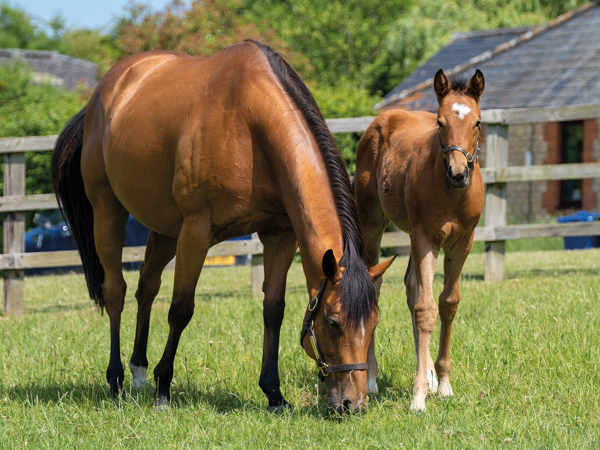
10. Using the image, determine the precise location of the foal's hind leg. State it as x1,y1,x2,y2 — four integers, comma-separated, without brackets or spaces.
405,231,439,412
129,231,178,388
435,233,473,398
153,217,209,407
257,230,297,412
88,188,130,395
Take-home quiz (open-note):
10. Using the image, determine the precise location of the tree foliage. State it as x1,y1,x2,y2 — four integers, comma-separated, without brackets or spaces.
113,0,311,74
0,62,85,199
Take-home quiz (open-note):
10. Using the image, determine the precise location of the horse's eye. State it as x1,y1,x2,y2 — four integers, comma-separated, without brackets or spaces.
437,119,443,128
328,318,340,330
475,120,481,129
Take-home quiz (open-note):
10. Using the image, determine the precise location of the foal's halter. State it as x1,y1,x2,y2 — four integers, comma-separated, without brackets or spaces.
300,279,368,382
438,128,480,172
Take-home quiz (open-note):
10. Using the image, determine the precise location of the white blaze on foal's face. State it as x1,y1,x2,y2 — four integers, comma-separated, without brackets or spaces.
452,103,471,120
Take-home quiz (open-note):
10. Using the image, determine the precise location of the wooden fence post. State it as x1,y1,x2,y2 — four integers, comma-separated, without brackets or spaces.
3,152,25,315
484,124,508,282
250,233,264,297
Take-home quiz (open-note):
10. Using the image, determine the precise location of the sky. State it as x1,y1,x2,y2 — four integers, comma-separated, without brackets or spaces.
14,0,180,30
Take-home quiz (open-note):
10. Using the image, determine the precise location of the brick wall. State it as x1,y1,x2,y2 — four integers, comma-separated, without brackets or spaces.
540,119,600,214
541,122,562,213
583,119,598,210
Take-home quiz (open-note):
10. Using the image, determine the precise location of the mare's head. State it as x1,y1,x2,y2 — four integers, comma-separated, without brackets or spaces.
301,249,394,415
434,69,485,189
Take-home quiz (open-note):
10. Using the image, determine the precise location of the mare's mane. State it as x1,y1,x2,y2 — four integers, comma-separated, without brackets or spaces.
250,40,376,330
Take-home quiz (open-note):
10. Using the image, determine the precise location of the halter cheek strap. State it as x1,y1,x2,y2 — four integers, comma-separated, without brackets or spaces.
300,279,368,382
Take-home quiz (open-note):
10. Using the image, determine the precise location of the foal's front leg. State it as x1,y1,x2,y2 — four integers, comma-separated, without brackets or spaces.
257,231,297,412
406,231,439,412
435,233,473,398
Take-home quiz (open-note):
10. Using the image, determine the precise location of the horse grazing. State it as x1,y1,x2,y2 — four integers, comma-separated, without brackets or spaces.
52,41,394,414
354,69,485,412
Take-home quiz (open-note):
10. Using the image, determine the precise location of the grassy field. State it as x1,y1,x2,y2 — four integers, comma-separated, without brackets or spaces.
0,249,599,448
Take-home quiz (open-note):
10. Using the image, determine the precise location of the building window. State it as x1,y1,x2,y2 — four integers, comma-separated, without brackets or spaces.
560,121,583,209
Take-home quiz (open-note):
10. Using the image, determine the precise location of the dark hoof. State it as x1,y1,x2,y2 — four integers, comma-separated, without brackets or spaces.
267,402,292,414
152,395,170,410
108,378,123,396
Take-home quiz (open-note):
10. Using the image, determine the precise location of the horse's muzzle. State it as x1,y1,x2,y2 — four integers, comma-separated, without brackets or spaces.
329,397,366,416
448,168,470,190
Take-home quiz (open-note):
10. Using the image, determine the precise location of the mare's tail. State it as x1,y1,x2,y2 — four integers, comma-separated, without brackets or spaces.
51,107,105,307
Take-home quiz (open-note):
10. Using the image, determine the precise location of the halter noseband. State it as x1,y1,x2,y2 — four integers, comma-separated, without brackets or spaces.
300,279,368,382
438,132,480,172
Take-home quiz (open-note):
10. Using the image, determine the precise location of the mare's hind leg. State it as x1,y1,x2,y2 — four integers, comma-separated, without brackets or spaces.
257,230,297,412
435,232,473,398
129,231,178,388
88,188,130,395
405,231,439,412
153,217,209,407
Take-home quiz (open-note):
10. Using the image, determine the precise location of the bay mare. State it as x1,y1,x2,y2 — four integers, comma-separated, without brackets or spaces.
52,41,393,414
355,69,485,412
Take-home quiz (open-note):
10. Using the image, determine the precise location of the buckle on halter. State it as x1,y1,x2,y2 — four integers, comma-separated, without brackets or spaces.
318,364,329,378
308,297,318,311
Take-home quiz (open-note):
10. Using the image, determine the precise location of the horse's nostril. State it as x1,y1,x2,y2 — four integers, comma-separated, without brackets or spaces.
342,398,352,413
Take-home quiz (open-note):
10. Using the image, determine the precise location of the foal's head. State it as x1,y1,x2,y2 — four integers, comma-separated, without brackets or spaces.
301,249,394,415
434,69,485,189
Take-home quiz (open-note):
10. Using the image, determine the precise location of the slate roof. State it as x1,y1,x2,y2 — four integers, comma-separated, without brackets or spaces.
378,1,600,112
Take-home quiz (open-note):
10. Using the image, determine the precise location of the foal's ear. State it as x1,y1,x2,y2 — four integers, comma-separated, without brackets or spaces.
434,69,450,103
467,69,485,103
368,255,396,283
322,249,341,282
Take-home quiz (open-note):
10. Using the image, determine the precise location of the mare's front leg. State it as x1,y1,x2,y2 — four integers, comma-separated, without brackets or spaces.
435,232,473,398
129,231,178,388
257,230,298,412
406,230,439,412
153,218,209,407
88,189,130,395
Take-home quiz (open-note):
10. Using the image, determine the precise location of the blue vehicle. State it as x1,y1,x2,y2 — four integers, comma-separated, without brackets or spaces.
25,211,150,274
25,211,251,274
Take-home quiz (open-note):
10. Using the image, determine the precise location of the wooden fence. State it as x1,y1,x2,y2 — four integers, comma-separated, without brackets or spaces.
3,103,600,314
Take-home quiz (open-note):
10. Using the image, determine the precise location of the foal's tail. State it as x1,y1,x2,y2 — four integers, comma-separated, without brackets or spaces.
51,107,105,307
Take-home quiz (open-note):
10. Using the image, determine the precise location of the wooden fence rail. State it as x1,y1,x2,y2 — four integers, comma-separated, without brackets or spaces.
3,104,600,314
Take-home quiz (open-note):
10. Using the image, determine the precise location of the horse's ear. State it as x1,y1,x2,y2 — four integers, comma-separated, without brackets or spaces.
322,249,341,282
467,69,485,103
368,255,396,282
434,69,450,103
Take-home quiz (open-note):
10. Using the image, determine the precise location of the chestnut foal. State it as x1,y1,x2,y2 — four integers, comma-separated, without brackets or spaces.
355,69,485,412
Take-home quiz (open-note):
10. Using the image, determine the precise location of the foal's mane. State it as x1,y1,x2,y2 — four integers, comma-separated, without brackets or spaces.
450,77,468,92
250,40,376,330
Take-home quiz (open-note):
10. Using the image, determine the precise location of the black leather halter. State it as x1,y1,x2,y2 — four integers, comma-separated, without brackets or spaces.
300,279,368,382
438,132,480,172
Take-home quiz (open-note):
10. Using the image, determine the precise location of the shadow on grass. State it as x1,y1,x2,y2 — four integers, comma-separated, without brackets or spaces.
2,380,267,414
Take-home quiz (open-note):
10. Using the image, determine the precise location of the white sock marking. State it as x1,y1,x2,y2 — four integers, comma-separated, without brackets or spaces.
452,103,471,119
129,363,148,389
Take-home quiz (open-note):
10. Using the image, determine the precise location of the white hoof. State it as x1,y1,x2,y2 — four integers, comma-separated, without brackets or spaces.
409,398,426,413
437,381,454,398
367,377,379,394
427,369,438,395
129,363,148,389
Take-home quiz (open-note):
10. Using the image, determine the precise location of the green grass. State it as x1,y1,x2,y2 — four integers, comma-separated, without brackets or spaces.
1,249,600,448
